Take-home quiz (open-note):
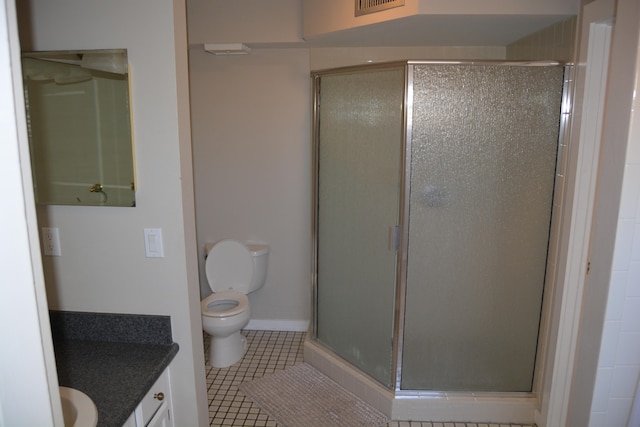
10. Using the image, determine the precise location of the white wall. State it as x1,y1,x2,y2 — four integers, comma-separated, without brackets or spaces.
17,0,208,425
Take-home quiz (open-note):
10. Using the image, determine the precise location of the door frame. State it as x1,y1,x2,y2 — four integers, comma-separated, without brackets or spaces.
537,0,617,425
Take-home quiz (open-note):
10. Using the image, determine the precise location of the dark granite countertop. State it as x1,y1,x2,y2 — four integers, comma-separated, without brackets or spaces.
50,311,179,427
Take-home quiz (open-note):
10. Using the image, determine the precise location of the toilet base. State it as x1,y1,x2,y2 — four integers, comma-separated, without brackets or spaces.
207,331,248,368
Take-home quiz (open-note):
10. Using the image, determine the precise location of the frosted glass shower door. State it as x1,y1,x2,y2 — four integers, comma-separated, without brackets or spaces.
315,67,405,386
401,65,564,391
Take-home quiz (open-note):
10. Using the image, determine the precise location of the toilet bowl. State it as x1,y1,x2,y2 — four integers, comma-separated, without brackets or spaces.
201,239,268,368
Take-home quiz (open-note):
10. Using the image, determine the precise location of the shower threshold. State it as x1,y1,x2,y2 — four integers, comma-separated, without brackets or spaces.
304,338,539,424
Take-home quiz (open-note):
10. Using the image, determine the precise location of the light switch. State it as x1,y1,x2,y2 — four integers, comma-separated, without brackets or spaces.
144,228,164,258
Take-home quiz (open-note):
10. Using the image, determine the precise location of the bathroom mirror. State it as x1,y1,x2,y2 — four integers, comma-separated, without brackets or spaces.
22,49,136,207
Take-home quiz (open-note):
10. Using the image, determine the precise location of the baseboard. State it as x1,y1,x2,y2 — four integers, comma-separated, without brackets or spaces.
245,319,310,332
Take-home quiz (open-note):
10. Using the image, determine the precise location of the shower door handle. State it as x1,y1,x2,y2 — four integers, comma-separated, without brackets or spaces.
388,226,400,251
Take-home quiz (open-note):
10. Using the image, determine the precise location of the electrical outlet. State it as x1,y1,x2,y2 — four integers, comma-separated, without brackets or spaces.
42,227,61,256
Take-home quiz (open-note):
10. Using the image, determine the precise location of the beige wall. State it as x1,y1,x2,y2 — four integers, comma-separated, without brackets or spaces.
187,0,313,331
17,0,208,425
188,0,303,45
188,46,313,328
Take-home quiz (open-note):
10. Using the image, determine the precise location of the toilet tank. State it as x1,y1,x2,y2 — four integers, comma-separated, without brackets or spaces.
246,243,269,293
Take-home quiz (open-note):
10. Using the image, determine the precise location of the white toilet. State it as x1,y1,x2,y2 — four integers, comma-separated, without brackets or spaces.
201,239,269,368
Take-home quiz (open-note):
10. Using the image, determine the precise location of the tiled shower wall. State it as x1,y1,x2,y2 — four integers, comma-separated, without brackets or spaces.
506,17,577,62
589,37,640,426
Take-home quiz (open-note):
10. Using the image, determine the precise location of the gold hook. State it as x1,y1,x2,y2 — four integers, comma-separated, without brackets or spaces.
89,183,103,193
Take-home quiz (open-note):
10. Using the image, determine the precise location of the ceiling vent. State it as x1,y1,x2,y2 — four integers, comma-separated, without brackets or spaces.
204,43,251,55
355,0,405,17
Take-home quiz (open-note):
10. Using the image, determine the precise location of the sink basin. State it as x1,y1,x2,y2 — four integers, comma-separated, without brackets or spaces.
59,386,98,427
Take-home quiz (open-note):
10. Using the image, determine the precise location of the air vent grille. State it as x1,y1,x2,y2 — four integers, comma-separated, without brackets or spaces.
355,0,405,16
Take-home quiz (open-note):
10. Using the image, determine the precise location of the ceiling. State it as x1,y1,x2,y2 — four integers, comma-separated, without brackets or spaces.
301,14,575,47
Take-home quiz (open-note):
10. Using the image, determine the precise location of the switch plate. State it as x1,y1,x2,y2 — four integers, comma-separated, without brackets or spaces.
144,228,164,258
42,227,61,256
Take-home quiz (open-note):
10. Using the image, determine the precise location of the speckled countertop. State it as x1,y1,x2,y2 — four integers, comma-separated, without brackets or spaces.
50,311,179,427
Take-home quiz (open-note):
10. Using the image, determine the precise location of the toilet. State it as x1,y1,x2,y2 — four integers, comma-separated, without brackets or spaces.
201,239,269,368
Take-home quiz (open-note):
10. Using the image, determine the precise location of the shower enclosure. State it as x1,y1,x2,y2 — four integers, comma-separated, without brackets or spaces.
311,61,566,400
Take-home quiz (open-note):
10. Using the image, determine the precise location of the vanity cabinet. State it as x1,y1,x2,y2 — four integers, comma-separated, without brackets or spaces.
122,368,173,427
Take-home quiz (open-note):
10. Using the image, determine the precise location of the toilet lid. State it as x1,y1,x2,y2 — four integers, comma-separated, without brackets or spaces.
205,239,253,293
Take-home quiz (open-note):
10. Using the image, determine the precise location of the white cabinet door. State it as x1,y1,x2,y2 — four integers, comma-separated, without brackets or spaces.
146,401,171,427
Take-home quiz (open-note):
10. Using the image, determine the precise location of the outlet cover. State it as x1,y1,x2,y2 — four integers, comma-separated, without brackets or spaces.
144,228,164,258
42,227,61,256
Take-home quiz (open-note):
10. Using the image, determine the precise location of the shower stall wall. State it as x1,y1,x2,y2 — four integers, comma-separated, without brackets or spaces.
309,61,566,421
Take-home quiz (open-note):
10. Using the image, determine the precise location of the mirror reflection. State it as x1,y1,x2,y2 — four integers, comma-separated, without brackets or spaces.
22,49,135,207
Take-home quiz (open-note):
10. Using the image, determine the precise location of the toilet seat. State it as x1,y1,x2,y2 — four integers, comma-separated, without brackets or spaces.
201,291,249,318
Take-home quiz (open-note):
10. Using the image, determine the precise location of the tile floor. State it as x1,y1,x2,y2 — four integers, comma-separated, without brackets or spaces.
205,330,304,426
204,330,536,427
